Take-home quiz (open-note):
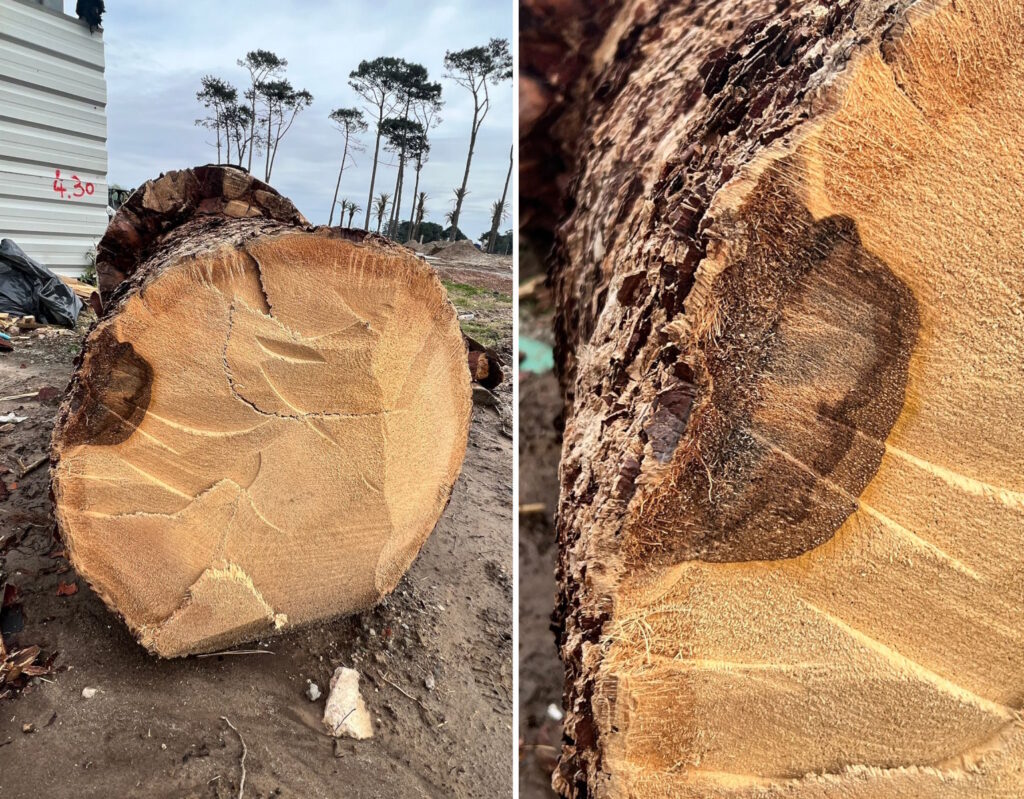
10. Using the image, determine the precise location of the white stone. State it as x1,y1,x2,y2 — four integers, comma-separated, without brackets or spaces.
323,667,373,739
81,687,98,699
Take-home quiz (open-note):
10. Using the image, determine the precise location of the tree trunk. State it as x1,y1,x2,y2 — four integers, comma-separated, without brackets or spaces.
389,155,405,239
246,94,257,174
328,135,350,227
264,107,274,182
405,164,422,243
525,1,1024,797
57,165,473,658
365,117,384,230
450,111,479,241
487,145,513,254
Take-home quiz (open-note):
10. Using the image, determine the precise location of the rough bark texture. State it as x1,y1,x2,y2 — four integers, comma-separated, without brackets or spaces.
53,166,473,657
96,164,308,303
525,1,1024,796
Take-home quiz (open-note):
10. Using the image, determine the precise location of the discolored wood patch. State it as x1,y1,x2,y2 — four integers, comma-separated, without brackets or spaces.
60,326,154,449
635,167,919,563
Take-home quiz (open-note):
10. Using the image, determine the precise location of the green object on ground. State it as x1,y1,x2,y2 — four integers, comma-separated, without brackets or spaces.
520,337,554,374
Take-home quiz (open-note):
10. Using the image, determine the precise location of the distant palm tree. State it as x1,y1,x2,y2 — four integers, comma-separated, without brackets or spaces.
489,198,508,228
346,201,360,227
412,191,428,242
444,187,468,240
445,187,468,240
374,193,391,234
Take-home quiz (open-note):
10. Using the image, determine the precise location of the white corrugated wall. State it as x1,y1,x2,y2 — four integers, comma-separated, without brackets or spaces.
0,0,107,278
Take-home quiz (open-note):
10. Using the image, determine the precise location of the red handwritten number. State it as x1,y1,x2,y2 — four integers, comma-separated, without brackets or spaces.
52,168,94,200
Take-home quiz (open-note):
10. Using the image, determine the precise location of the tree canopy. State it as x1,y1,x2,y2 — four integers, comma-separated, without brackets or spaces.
443,38,513,88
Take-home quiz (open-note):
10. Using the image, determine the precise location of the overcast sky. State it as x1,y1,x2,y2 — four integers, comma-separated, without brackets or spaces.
77,1,513,238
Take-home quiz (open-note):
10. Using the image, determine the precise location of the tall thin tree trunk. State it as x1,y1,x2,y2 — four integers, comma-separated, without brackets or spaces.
264,106,274,182
364,115,383,230
487,145,513,253
450,112,479,241
405,163,422,243
267,131,279,182
246,93,257,173
390,156,406,238
328,134,350,227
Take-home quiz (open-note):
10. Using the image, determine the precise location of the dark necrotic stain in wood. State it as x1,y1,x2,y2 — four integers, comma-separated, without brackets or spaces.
61,326,153,448
635,165,919,563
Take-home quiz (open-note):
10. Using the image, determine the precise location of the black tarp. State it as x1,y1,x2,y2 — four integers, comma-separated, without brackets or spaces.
0,239,82,327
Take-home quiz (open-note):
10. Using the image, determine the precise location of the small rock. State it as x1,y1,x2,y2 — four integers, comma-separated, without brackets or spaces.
305,681,321,702
547,703,564,722
21,722,34,734
424,673,436,691
472,385,498,407
323,667,374,740
35,386,61,404
81,687,98,699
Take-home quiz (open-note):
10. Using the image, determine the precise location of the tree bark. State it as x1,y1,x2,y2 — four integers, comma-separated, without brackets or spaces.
390,153,406,238
56,165,473,658
524,1,1024,797
95,165,307,304
405,162,423,243
450,100,482,241
365,113,384,230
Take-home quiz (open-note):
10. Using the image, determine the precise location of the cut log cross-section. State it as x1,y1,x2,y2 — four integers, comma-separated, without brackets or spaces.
524,1,1024,797
51,166,472,657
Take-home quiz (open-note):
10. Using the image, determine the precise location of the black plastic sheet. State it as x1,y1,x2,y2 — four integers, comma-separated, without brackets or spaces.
0,239,82,327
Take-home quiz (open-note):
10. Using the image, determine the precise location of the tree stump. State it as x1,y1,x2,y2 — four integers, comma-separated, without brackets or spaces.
52,166,472,657
524,1,1024,796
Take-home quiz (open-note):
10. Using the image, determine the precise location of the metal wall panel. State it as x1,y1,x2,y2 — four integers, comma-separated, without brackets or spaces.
0,0,108,277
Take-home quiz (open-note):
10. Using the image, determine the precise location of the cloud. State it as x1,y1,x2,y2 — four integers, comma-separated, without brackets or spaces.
94,0,513,239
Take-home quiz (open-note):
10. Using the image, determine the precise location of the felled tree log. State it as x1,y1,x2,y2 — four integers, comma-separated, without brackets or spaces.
52,166,472,657
465,335,504,391
526,1,1024,796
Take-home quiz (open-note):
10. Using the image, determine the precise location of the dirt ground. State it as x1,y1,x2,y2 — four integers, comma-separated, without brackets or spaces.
0,308,513,798
416,244,513,295
517,275,563,798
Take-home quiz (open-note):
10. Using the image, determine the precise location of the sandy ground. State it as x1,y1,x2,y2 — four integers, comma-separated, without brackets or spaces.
413,243,513,295
518,268,563,798
0,312,513,798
